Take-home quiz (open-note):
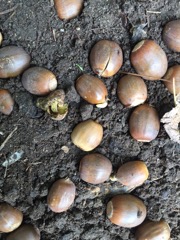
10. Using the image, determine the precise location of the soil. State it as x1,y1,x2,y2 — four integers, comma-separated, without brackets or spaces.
0,0,179,239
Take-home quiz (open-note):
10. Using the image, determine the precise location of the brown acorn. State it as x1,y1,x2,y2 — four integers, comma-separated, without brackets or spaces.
0,46,31,78
47,178,76,213
90,40,123,78
130,40,168,80
76,74,108,108
107,194,147,228
0,89,14,115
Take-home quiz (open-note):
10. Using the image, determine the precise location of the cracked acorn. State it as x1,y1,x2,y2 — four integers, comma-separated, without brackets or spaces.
89,40,123,78
36,89,68,120
76,74,108,108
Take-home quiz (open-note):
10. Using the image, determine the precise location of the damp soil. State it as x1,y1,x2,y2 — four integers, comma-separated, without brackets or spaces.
0,0,179,239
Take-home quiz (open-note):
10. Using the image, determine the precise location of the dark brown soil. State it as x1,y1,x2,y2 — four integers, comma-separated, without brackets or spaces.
0,1,179,239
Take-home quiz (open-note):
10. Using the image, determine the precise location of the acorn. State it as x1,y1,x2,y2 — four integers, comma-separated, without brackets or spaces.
22,67,57,96
47,178,76,213
0,32,3,45
36,89,68,120
117,75,147,107
76,74,108,108
129,104,160,142
90,40,123,78
163,19,180,52
0,203,23,233
79,153,112,184
113,161,149,188
135,219,171,240
6,224,40,240
0,89,14,115
0,46,31,78
163,65,180,94
54,0,84,20
107,194,147,228
71,119,103,151
130,40,168,80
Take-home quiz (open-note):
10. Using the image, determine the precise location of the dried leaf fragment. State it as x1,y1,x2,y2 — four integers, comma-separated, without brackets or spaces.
161,94,180,144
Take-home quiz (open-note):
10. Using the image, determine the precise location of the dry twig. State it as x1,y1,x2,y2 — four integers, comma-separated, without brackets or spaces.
0,4,18,15
0,127,18,151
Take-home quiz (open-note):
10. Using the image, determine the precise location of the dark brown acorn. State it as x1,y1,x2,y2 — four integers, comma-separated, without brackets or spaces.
22,67,57,96
90,40,123,78
76,74,108,108
106,194,147,228
79,153,112,184
163,19,180,52
0,46,31,78
117,75,147,107
129,104,160,142
47,178,76,213
135,219,171,240
0,203,23,233
130,40,168,80
115,161,149,188
6,224,40,240
0,89,14,115
54,0,84,20
163,65,180,94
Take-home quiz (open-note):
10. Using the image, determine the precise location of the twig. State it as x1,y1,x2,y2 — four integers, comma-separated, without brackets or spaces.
119,71,171,82
173,78,177,106
0,4,18,15
146,10,161,14
0,127,18,151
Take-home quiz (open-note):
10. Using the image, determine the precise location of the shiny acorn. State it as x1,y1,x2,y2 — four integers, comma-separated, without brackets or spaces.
76,74,108,108
71,119,103,151
79,153,112,184
163,19,180,52
117,75,147,107
164,65,180,94
54,0,84,20
129,104,160,142
90,40,123,78
0,203,23,233
47,178,76,213
130,40,168,80
36,89,68,120
0,46,31,78
135,219,171,240
0,32,3,45
114,161,149,188
0,89,14,115
6,224,40,240
22,67,57,96
107,194,147,228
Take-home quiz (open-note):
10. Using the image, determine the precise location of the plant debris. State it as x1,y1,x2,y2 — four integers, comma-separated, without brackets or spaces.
161,94,180,144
